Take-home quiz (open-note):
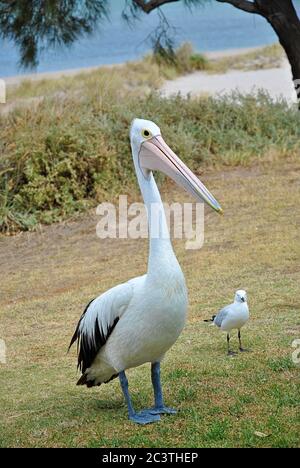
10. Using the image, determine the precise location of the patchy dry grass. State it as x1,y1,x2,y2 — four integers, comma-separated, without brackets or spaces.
207,44,284,74
0,158,299,447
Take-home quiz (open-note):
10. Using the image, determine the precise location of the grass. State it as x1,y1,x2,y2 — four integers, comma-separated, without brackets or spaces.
207,44,284,74
1,44,299,232
0,158,299,448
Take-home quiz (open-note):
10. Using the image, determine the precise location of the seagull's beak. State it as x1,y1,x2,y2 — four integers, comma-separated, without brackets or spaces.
139,135,223,214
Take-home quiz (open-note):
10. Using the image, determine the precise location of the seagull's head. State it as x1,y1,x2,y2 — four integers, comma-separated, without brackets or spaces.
235,290,247,303
129,118,223,214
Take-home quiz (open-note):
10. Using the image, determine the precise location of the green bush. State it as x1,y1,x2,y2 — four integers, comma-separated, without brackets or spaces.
153,42,209,74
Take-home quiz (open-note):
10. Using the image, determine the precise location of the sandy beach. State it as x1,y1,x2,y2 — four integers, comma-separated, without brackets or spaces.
161,58,297,103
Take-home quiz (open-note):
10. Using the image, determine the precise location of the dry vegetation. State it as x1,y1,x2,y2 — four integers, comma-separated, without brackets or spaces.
207,44,284,74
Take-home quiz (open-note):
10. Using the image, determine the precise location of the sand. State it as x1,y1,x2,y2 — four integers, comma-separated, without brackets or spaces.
161,59,297,103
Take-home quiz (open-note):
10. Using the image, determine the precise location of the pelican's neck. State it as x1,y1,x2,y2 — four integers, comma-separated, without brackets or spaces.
132,146,176,274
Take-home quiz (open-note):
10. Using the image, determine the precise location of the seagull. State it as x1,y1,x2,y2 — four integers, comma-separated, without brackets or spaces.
69,118,222,424
204,290,250,355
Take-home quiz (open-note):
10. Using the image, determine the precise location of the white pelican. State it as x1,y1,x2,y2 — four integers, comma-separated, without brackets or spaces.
205,290,250,355
69,118,222,424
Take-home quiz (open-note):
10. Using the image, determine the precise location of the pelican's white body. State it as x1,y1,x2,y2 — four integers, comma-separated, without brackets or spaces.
79,120,188,386
87,260,188,385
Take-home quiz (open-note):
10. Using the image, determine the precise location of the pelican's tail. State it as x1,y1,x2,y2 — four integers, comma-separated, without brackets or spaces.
76,351,120,388
76,371,118,387
204,315,216,323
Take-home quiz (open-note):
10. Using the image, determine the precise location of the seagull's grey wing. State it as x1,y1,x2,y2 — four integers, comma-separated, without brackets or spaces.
214,306,231,328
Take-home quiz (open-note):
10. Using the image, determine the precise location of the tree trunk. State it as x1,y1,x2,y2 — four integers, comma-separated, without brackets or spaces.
255,0,300,106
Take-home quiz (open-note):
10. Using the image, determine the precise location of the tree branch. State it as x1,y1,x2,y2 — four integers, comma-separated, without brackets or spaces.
132,0,180,14
133,0,261,15
216,1,259,14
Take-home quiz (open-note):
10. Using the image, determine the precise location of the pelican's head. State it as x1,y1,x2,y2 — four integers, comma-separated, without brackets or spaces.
130,118,222,214
235,290,247,303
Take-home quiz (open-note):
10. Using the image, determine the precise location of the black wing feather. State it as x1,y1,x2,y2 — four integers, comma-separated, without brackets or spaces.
69,298,119,374
68,298,95,353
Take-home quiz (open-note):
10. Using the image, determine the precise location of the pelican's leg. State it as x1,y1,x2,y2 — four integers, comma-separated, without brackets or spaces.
140,362,177,416
227,333,237,356
118,371,160,425
238,330,250,352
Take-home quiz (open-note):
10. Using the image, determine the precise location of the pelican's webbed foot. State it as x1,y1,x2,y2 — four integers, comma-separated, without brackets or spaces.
129,412,161,425
119,371,161,425
140,406,177,416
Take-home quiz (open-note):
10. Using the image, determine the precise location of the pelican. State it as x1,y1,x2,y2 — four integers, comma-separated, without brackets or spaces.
69,119,222,424
204,290,250,355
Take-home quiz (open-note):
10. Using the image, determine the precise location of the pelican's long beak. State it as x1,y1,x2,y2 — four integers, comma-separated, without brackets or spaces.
139,135,223,214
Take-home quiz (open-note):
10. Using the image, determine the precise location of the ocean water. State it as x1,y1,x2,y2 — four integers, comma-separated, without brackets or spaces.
1,0,299,77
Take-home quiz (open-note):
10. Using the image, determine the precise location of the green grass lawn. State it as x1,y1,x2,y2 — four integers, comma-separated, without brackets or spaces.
0,158,299,448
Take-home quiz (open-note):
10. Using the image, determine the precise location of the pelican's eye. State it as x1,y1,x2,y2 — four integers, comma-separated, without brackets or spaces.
141,129,152,139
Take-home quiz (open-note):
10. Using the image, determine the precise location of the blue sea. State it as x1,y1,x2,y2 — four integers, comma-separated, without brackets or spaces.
1,0,299,77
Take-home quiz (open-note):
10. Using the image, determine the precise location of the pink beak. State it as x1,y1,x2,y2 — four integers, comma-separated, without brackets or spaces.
139,135,223,214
